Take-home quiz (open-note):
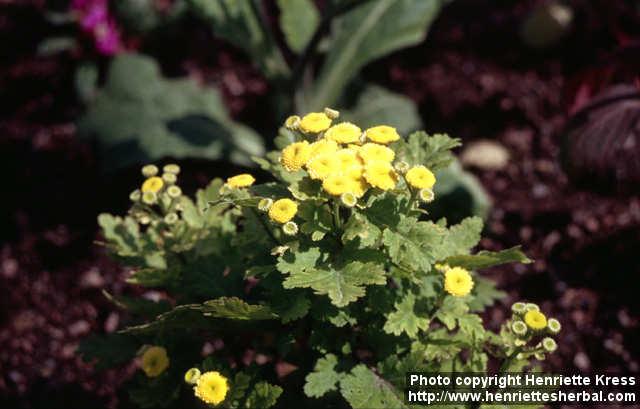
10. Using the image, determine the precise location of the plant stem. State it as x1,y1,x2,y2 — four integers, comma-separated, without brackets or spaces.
332,199,342,230
406,186,418,214
498,347,523,375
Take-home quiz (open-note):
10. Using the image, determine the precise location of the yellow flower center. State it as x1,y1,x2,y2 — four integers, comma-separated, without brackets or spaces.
524,310,548,330
194,371,229,405
226,173,255,188
268,198,298,223
281,141,312,171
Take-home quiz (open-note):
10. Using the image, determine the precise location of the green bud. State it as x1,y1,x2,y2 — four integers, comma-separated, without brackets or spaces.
184,368,201,384
419,188,435,203
512,320,528,336
141,164,158,177
162,173,177,185
394,161,410,175
547,318,561,334
514,339,527,347
163,164,180,175
324,107,340,119
511,302,527,314
139,215,151,225
284,115,300,130
534,352,547,361
525,303,540,312
142,191,157,205
340,192,357,208
282,221,298,236
164,213,178,224
542,337,557,352
167,185,182,198
516,352,525,360
129,189,141,202
258,198,273,212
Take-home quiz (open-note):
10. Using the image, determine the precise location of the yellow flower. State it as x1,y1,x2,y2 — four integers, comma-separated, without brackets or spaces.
281,141,312,171
349,177,369,198
299,112,332,133
524,310,548,330
184,368,201,384
141,346,169,378
335,148,362,170
194,371,229,406
444,267,474,297
309,139,339,156
268,198,298,223
365,125,400,144
141,176,164,193
363,161,397,190
306,154,340,180
323,175,354,196
405,166,436,189
325,122,362,144
358,143,395,163
226,173,255,188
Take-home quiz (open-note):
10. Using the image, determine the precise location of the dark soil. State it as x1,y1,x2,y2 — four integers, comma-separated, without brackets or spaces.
1,0,639,408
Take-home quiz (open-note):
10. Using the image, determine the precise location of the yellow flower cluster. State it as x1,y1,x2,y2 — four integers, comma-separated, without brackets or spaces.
280,110,409,199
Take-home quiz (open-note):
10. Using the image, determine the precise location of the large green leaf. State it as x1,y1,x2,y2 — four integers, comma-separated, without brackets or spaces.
383,293,430,338
445,246,532,270
277,0,320,53
340,365,407,409
188,0,289,79
341,84,422,135
308,0,445,109
78,54,264,170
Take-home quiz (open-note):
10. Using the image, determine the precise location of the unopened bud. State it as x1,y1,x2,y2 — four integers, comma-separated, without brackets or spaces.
323,107,340,119
141,164,158,177
163,164,180,175
184,368,201,384
340,192,357,208
167,185,182,198
258,198,273,212
162,173,177,185
284,115,300,130
282,221,298,236
142,191,157,205
419,188,435,203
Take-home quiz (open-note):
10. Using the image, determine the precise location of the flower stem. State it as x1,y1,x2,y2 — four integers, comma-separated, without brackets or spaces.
333,200,342,230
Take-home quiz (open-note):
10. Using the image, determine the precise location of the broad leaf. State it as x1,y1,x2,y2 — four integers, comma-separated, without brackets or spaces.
445,246,532,270
340,365,407,409
277,0,320,53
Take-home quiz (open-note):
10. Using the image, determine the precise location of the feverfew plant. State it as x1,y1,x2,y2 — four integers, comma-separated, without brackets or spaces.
81,109,560,409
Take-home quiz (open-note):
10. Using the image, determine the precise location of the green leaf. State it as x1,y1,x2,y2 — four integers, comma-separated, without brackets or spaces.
341,84,422,135
307,0,444,109
394,131,461,171
435,296,468,330
445,246,532,270
120,297,277,334
340,365,407,409
431,216,484,261
78,333,139,370
278,249,387,307
382,217,444,273
277,0,320,53
342,212,382,248
298,201,333,241
467,277,506,312
304,354,343,398
271,290,311,323
78,54,264,170
383,293,430,338
188,0,288,79
245,381,283,409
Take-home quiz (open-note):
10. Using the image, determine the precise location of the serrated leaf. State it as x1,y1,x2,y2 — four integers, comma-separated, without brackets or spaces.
308,0,444,109
342,212,382,248
435,296,468,330
383,293,429,338
445,246,532,270
431,216,484,261
245,381,283,409
120,297,276,334
340,365,407,409
271,290,311,323
304,354,343,398
277,0,319,53
467,277,506,312
394,131,461,171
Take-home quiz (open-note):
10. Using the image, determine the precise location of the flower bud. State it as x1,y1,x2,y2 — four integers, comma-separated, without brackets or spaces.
323,107,340,119
516,352,525,360
130,189,141,202
258,198,273,212
139,215,151,225
534,352,547,361
340,192,357,208
162,172,177,185
394,161,410,175
511,320,528,336
142,191,157,205
511,302,527,314
282,221,298,236
184,368,201,384
164,213,178,224
542,337,557,352
219,185,233,196
284,115,301,130
163,164,180,175
525,303,540,312
514,339,527,347
547,318,561,334
419,188,435,203
142,164,159,177
167,185,182,198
